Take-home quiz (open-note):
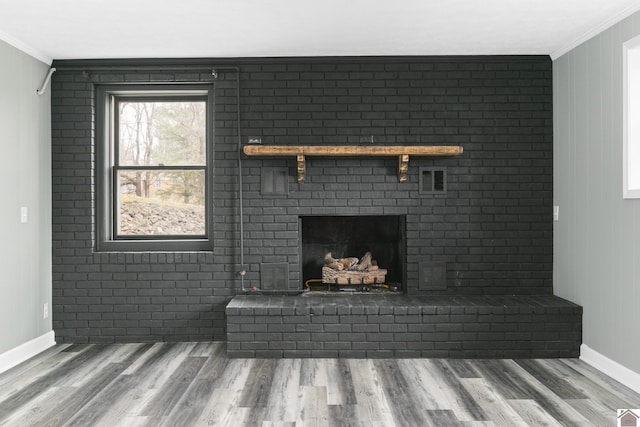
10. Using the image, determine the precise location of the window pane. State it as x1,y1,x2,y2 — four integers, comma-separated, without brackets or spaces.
117,170,205,236
118,101,206,166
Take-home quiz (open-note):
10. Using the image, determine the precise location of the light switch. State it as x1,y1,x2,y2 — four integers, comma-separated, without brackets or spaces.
20,206,28,223
553,205,559,222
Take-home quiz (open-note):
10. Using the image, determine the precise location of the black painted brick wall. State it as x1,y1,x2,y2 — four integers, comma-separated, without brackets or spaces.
51,56,553,343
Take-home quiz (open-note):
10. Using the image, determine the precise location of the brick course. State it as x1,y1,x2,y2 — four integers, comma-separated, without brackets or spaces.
51,56,553,343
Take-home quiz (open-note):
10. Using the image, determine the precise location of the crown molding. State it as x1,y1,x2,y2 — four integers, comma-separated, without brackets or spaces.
551,3,640,60
0,30,52,65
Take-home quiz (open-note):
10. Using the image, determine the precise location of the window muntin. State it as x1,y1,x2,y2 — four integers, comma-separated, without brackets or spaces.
97,85,213,251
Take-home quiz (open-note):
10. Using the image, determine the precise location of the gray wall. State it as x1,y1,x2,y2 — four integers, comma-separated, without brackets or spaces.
554,12,640,374
52,57,553,343
0,40,52,355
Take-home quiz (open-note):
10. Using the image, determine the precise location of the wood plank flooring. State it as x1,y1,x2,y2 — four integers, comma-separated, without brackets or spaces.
1,342,639,426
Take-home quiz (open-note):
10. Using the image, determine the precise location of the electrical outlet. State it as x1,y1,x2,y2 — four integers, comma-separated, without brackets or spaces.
43,303,49,319
21,206,28,223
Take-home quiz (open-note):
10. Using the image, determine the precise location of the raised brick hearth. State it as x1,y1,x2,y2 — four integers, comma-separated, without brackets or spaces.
226,294,582,358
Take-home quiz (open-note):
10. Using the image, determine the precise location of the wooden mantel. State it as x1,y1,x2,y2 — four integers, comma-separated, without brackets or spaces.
243,145,463,183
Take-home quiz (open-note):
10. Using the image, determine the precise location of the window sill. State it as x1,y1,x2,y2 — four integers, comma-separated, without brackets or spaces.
97,239,212,253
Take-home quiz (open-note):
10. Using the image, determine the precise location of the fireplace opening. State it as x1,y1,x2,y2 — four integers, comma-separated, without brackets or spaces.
300,215,406,292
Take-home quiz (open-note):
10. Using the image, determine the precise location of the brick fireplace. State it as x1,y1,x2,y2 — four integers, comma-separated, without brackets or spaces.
51,55,580,355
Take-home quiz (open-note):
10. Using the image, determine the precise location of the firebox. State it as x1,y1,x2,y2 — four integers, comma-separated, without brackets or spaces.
299,215,406,292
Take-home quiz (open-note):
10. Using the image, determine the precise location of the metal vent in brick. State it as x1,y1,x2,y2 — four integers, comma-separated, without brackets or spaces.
418,262,447,291
261,167,288,196
260,263,289,290
420,167,447,195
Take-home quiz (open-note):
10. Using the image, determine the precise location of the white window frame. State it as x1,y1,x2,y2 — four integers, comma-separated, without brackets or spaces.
623,35,640,199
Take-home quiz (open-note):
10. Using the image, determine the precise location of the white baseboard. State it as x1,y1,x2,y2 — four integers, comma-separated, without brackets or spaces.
580,344,640,394
0,331,56,375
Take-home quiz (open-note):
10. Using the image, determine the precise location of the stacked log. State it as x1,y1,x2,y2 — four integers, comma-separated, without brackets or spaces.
322,252,387,285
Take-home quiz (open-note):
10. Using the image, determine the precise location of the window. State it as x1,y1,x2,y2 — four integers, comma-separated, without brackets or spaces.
624,35,640,199
96,84,213,251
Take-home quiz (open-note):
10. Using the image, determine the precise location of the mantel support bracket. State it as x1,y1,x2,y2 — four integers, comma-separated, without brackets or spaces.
398,154,409,183
297,154,306,183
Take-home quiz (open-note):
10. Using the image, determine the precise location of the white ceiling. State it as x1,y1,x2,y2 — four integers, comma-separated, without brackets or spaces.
1,0,640,64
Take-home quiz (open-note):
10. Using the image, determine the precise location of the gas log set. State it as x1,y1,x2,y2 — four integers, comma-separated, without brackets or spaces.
321,251,391,292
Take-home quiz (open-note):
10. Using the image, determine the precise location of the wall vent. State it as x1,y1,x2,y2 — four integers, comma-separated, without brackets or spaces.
260,263,289,290
418,262,447,291
420,167,447,195
261,167,288,196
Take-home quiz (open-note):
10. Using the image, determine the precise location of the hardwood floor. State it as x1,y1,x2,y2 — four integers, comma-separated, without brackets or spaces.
1,342,639,426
